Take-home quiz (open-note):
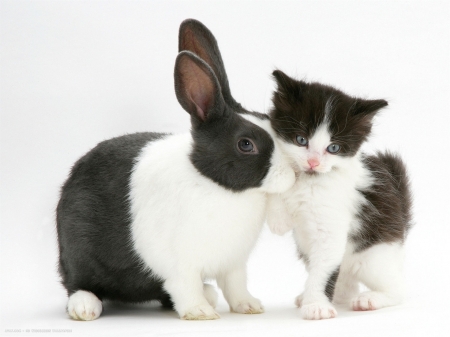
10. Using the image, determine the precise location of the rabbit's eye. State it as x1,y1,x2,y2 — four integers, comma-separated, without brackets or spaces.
237,138,258,154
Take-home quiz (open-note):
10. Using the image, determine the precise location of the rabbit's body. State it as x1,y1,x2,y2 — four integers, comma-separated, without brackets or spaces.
58,127,273,304
131,133,268,282
56,20,295,321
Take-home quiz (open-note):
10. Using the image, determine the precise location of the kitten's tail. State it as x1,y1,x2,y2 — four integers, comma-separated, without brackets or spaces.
376,151,413,234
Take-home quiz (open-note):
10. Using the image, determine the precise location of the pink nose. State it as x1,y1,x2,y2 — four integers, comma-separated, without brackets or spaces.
307,158,320,169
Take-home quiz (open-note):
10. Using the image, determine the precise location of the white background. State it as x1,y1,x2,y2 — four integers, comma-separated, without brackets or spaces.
1,0,449,336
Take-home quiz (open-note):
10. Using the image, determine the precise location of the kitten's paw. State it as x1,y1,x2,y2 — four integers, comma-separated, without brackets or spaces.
181,304,220,320
230,297,264,314
294,293,304,308
352,291,382,311
203,284,218,308
300,302,337,320
67,290,102,321
266,199,294,236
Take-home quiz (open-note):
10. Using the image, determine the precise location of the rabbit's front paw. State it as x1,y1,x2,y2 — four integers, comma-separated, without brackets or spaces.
300,301,337,320
181,304,220,320
230,297,264,314
295,293,304,307
67,290,102,321
203,284,218,308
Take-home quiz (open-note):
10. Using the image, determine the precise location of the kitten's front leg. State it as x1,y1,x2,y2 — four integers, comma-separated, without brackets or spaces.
217,266,264,314
267,193,295,235
294,227,347,320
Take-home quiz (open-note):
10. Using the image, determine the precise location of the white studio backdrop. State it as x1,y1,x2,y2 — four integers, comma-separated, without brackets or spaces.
1,1,449,336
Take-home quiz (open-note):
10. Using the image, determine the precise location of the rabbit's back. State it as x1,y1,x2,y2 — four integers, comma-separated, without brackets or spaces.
56,132,172,303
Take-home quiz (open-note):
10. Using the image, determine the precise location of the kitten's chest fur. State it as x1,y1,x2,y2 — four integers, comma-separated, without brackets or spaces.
283,156,372,234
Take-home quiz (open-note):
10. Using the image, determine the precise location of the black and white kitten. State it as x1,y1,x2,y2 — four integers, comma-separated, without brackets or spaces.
267,70,412,320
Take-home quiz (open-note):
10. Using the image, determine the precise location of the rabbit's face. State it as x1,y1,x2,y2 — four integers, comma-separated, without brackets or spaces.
175,51,295,194
190,108,295,193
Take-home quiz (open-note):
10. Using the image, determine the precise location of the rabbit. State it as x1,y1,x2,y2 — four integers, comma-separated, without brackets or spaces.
56,19,295,321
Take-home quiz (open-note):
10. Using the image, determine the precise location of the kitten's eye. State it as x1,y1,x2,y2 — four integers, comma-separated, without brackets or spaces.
237,138,258,154
295,136,308,146
327,144,341,154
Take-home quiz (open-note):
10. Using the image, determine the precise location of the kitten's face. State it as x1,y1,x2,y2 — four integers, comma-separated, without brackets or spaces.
286,123,347,174
269,70,388,174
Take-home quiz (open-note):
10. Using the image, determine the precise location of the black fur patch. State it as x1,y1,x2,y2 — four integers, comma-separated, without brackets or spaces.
56,133,172,304
324,266,340,301
190,110,274,192
238,109,270,120
352,151,413,252
296,245,310,266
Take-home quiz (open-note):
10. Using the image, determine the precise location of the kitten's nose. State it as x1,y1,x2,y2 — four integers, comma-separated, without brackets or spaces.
307,158,320,169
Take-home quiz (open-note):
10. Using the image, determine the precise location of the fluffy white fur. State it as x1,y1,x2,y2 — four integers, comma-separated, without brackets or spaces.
335,242,405,311
67,290,103,321
130,117,295,320
268,123,405,319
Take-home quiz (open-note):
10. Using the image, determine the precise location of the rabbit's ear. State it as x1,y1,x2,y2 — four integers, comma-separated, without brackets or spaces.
179,19,240,109
174,51,226,125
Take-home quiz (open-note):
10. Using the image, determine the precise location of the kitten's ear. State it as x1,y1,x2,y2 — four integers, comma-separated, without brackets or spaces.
353,99,388,116
272,70,297,94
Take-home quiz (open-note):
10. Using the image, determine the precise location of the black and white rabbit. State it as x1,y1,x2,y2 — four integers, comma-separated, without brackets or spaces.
56,19,295,321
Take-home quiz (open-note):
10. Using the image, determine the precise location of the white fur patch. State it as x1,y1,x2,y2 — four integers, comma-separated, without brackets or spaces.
301,301,337,320
230,297,264,314
182,304,220,320
203,284,218,308
240,114,296,193
67,290,102,321
343,242,406,310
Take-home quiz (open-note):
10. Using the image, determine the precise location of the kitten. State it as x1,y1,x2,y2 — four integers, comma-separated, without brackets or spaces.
267,70,412,320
